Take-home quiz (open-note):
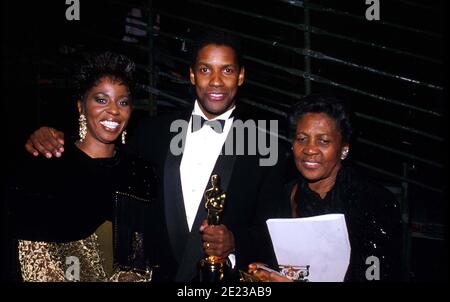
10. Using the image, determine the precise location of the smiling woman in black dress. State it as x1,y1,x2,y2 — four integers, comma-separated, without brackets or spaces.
5,52,162,282
249,95,402,282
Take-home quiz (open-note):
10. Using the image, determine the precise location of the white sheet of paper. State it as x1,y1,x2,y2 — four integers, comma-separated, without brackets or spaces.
267,214,351,282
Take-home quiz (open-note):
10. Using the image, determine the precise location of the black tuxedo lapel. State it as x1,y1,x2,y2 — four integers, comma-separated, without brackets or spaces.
174,123,238,281
163,110,191,264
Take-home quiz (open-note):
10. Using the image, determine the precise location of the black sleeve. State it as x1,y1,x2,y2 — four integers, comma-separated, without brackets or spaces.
371,186,403,281
233,143,288,271
346,185,403,281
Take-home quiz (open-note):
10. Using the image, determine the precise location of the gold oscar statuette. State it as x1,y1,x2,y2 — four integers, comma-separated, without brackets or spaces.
198,174,230,282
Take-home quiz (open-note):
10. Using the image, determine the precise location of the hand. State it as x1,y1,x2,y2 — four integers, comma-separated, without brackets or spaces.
200,219,235,258
25,127,65,158
248,263,292,282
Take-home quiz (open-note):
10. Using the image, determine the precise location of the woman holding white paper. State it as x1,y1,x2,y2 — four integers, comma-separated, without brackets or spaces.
249,95,402,282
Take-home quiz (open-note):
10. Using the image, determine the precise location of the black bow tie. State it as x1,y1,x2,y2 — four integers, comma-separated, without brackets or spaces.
191,114,225,133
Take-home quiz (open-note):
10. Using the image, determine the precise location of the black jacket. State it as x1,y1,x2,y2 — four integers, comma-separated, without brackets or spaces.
128,106,287,281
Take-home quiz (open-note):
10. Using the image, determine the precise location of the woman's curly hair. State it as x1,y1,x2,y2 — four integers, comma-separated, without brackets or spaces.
291,94,353,144
74,52,136,102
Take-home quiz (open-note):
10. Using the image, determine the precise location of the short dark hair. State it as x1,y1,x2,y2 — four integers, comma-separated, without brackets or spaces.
291,94,352,144
74,51,136,102
190,31,243,68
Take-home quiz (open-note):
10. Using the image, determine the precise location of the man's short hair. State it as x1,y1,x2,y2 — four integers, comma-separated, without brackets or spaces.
190,31,243,68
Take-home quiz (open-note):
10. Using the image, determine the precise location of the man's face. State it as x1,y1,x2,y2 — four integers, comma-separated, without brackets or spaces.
190,44,245,119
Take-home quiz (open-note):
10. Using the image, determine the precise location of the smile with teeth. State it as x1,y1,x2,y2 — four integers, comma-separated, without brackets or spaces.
208,93,225,100
303,160,320,168
100,120,120,130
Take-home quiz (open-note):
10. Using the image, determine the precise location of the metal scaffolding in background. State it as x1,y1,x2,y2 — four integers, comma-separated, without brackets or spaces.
36,0,445,280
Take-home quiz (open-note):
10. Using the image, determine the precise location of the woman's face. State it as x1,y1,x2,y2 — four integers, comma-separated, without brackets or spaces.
78,77,131,145
293,113,348,184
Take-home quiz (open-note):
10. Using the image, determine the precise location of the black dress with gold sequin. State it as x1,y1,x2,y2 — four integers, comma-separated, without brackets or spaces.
5,143,162,282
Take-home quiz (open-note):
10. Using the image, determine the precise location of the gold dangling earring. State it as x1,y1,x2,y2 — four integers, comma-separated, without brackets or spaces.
79,114,87,142
121,129,127,144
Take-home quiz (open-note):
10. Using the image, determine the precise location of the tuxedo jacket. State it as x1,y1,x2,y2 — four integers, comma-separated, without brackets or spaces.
128,106,286,281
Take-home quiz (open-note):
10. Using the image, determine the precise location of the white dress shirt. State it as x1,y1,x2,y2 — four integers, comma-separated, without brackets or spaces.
180,101,235,231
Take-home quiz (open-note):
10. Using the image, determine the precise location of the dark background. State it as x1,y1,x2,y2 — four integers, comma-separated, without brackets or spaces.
1,0,447,282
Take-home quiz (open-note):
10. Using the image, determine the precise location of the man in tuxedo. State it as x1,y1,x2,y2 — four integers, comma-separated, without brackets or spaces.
25,32,286,281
